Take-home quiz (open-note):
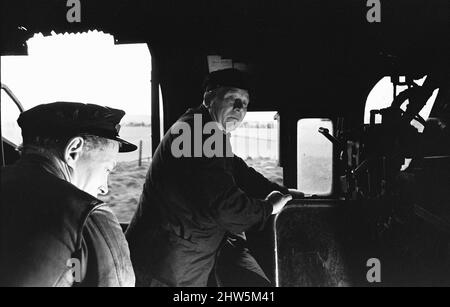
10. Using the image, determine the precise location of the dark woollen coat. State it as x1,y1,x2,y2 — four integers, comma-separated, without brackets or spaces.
0,154,135,286
126,105,287,286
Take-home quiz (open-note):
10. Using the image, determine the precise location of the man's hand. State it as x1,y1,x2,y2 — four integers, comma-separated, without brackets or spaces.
288,188,305,199
266,191,292,215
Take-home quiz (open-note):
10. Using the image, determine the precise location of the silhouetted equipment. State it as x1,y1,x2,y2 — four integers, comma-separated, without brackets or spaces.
305,73,450,285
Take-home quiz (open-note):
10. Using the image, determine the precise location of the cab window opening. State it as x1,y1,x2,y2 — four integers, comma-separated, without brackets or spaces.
364,76,440,132
364,76,440,171
230,111,283,186
297,118,334,196
1,31,152,223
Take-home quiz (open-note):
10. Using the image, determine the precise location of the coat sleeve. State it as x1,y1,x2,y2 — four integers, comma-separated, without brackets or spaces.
194,157,274,234
232,155,289,198
83,206,135,287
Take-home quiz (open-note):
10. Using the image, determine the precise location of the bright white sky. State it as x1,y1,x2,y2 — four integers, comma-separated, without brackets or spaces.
1,31,152,124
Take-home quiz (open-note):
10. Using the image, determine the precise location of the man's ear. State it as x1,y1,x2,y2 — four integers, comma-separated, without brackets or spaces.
64,136,85,168
203,91,215,108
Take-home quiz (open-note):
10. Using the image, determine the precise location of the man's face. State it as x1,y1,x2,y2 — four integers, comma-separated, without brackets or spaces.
72,141,119,197
209,88,249,132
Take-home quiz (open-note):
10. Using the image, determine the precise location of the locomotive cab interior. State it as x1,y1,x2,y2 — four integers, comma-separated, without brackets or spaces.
1,0,450,286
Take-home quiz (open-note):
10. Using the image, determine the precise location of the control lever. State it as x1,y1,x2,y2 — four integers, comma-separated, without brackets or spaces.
318,127,345,152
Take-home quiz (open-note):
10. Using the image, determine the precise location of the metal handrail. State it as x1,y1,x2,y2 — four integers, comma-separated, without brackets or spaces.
1,83,25,112
1,83,25,166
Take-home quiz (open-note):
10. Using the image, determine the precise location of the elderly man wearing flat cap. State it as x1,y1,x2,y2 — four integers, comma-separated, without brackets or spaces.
126,68,304,287
0,102,137,287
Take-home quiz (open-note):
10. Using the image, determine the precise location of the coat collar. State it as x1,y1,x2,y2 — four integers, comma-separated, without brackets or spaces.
19,152,72,182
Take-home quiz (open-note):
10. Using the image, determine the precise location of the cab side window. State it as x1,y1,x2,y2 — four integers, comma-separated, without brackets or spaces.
230,111,283,185
1,32,152,223
297,118,333,196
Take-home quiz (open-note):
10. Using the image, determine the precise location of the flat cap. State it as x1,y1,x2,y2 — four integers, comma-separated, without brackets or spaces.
18,102,137,152
203,68,252,93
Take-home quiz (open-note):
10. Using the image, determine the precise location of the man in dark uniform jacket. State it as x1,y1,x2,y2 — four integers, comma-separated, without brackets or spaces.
0,102,137,286
126,69,302,286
